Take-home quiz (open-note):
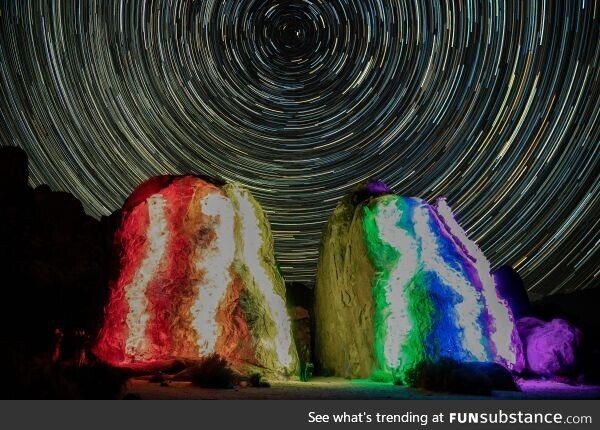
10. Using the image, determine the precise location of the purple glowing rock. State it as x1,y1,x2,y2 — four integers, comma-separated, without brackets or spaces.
365,180,393,196
492,265,531,319
350,180,394,206
517,317,582,376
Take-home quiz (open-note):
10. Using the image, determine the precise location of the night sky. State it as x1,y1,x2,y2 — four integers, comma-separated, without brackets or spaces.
0,1,598,295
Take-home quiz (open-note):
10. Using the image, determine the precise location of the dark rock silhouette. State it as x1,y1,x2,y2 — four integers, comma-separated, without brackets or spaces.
401,358,518,395
0,146,119,397
492,265,531,319
0,145,29,190
286,282,314,369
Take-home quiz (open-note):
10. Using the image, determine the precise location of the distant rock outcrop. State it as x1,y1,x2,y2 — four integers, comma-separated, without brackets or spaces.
0,146,115,361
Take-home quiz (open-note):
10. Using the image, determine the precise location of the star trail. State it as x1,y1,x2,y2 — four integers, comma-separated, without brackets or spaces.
0,0,598,295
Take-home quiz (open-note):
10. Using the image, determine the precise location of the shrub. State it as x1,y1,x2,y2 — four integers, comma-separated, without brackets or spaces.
248,372,270,388
189,354,235,389
370,369,393,383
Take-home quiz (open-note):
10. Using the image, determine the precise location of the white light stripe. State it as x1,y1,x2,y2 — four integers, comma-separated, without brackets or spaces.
192,192,236,355
373,199,416,369
231,186,293,370
434,198,517,366
414,204,488,361
125,194,169,360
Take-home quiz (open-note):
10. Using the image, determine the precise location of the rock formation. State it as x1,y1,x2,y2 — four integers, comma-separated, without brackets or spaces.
315,183,524,384
94,175,298,377
493,265,531,319
0,146,114,359
531,288,600,382
517,317,582,377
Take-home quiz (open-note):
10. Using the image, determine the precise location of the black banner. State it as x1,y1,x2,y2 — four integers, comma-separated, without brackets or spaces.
1,400,597,430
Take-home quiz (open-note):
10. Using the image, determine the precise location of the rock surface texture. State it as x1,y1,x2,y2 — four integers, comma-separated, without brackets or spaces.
95,176,297,377
315,185,524,384
517,317,582,376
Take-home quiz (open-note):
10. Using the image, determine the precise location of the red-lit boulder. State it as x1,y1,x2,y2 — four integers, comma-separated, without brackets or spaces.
94,176,297,377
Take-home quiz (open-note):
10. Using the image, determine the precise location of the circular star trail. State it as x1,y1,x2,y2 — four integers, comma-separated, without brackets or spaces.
0,0,598,295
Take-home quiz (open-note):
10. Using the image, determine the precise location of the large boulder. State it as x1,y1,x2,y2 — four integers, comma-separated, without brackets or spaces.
94,175,298,377
517,317,582,376
315,182,524,384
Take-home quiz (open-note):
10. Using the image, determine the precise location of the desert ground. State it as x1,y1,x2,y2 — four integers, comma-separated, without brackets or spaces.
125,377,600,400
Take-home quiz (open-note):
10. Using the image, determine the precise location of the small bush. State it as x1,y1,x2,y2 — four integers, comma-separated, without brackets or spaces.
248,372,270,388
370,369,393,383
189,354,235,389
300,362,314,382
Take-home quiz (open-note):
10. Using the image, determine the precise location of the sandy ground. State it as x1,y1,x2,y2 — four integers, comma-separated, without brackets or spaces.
124,377,600,400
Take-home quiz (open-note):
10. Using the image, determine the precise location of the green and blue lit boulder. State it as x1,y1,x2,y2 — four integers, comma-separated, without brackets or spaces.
315,182,524,384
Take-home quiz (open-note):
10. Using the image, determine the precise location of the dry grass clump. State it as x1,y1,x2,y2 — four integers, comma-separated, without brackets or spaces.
189,354,236,389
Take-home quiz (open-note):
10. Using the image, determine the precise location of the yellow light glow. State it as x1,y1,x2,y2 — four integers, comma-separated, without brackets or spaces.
230,186,294,370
